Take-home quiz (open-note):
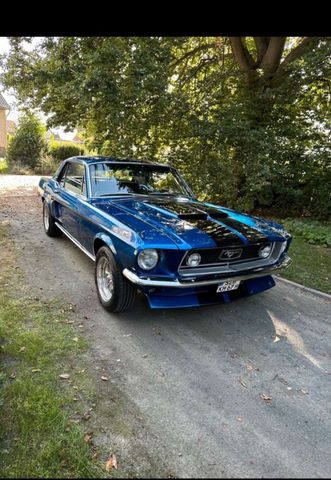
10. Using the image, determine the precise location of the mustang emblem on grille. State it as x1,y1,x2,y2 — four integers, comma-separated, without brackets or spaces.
219,248,243,260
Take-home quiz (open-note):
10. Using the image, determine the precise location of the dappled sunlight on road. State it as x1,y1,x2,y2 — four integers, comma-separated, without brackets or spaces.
267,308,324,371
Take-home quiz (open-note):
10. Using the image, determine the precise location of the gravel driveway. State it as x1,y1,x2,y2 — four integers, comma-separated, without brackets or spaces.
0,176,330,478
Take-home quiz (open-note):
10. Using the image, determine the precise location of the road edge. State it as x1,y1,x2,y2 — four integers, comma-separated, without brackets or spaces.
275,275,331,300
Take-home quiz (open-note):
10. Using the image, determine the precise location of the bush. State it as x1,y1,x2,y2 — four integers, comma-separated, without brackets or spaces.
282,219,331,247
50,142,85,162
34,155,62,176
0,158,8,173
6,113,47,170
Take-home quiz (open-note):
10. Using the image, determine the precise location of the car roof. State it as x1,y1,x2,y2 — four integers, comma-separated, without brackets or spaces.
70,156,171,168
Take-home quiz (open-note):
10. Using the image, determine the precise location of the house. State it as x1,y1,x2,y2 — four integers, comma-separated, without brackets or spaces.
46,130,62,141
0,93,10,157
6,119,17,137
72,133,84,144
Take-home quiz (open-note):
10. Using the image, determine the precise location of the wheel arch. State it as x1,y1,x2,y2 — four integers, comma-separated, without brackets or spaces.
93,233,117,258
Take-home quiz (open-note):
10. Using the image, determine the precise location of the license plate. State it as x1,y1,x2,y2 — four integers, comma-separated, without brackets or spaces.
216,280,241,293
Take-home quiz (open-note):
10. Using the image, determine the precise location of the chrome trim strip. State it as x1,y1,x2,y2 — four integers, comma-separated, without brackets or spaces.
123,255,292,288
55,222,96,261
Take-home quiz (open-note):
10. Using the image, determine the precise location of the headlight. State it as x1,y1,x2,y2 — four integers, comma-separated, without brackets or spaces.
259,244,272,258
137,249,159,270
186,252,201,267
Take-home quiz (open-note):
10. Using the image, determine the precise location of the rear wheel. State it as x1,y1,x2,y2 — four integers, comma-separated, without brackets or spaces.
95,246,136,312
43,201,61,237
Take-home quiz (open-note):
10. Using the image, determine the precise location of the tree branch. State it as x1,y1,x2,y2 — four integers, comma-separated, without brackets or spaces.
253,37,270,65
260,37,286,74
279,37,322,70
229,37,255,72
171,42,217,68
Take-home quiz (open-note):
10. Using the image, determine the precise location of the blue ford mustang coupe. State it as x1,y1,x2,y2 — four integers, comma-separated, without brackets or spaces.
38,156,292,312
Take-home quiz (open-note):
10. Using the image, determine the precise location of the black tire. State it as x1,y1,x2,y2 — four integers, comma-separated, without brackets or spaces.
43,201,62,237
95,246,136,313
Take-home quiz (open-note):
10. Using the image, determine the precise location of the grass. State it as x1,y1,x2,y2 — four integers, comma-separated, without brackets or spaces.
0,223,108,478
276,219,331,294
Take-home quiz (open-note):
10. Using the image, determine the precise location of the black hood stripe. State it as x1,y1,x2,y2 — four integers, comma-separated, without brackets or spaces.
218,217,268,244
144,198,267,245
190,220,245,247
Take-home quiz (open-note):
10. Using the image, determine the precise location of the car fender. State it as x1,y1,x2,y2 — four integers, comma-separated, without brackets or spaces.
93,232,117,257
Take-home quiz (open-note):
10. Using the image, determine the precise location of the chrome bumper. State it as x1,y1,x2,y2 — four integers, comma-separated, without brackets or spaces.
123,255,292,288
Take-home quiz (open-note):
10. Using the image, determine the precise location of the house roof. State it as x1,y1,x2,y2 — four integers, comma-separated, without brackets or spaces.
0,93,10,110
72,134,83,143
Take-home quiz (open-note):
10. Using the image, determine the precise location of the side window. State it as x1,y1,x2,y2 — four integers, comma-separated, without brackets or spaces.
62,163,86,196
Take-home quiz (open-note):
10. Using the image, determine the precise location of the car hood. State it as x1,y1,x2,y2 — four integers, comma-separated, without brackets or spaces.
92,195,287,249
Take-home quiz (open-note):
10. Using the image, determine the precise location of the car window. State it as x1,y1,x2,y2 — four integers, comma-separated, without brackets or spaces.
62,163,86,196
89,163,189,197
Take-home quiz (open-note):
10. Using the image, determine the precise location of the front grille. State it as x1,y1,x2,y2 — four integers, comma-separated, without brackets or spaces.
180,242,273,268
179,242,285,277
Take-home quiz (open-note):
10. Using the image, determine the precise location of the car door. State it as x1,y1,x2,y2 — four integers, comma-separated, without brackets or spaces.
56,161,86,241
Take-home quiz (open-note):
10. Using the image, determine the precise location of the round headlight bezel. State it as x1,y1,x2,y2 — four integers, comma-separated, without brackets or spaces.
259,243,272,259
137,249,159,270
186,252,201,267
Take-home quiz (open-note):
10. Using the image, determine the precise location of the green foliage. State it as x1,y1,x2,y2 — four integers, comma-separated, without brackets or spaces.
5,113,47,169
1,37,330,218
50,140,85,162
0,158,8,173
34,155,61,175
282,218,331,247
277,235,330,294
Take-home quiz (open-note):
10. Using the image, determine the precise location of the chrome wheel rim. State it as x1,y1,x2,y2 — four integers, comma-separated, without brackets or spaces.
43,204,49,231
96,257,114,302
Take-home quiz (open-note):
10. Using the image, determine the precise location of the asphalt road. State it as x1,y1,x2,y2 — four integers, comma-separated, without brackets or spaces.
0,177,330,478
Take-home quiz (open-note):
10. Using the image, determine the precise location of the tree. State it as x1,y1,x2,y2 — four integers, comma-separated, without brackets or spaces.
1,37,330,217
6,112,47,168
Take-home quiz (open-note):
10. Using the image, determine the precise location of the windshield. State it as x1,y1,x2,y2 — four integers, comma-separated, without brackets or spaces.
89,163,192,198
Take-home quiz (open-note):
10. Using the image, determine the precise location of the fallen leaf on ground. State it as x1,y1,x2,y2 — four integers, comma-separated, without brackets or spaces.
239,378,247,388
105,453,117,471
9,372,16,379
84,431,93,444
59,373,70,380
19,346,26,352
101,375,108,381
82,411,91,421
260,393,272,403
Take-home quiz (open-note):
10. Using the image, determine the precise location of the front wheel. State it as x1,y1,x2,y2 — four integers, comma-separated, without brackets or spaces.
43,201,61,237
95,246,136,312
